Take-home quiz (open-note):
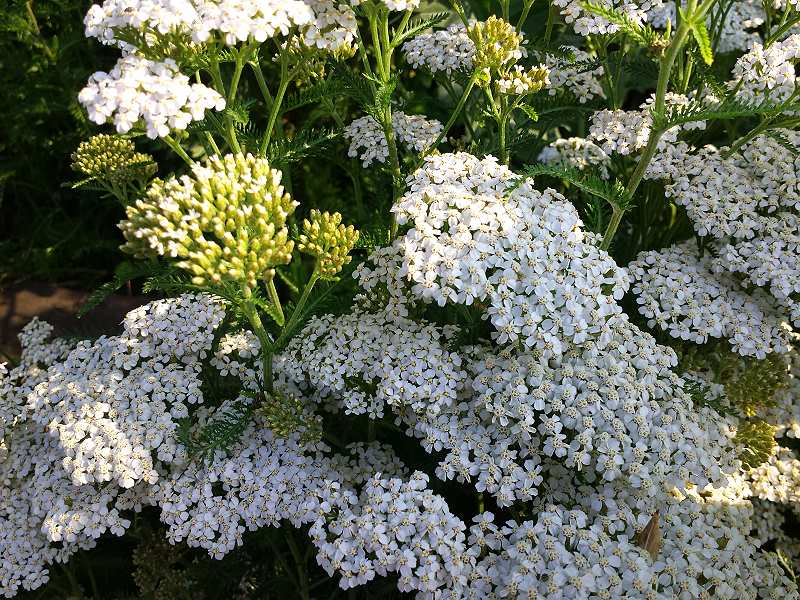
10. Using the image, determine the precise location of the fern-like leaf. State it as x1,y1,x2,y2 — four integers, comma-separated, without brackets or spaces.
515,163,625,206
78,260,165,318
392,12,449,47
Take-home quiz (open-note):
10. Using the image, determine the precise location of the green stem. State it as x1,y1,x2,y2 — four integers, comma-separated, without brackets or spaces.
267,278,285,325
498,116,508,165
162,134,194,166
517,0,534,28
544,4,556,46
242,285,273,393
600,13,696,250
259,51,292,156
225,51,245,153
383,107,404,240
285,531,310,600
381,8,394,75
369,9,387,80
416,70,480,168
273,269,320,351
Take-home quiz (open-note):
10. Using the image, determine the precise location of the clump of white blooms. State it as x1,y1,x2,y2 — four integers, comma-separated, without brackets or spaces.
553,0,662,36
541,47,605,103
496,65,549,95
538,136,611,178
78,55,225,138
343,111,443,167
402,23,475,74
84,0,316,48
630,243,791,357
630,126,800,330
730,34,800,104
16,0,800,596
301,0,358,55
392,152,629,356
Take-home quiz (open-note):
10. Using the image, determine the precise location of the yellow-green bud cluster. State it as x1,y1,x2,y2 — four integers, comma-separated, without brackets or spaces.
677,343,789,416
468,16,523,74
71,134,156,184
496,65,550,96
119,153,298,289
735,419,776,469
297,209,359,278
258,393,322,444
723,352,788,416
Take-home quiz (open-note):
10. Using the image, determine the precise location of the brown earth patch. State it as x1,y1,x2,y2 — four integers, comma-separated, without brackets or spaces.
0,282,149,360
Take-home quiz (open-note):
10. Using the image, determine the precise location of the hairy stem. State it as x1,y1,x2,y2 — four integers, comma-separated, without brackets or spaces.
600,12,696,250
259,50,292,156
162,134,194,166
416,70,480,168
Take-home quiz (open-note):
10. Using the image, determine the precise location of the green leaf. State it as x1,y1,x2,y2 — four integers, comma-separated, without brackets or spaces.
77,260,164,318
281,77,345,114
581,1,665,47
514,163,625,207
654,95,798,129
689,17,713,65
517,104,539,122
266,127,340,168
763,129,800,156
251,295,285,327
392,12,449,48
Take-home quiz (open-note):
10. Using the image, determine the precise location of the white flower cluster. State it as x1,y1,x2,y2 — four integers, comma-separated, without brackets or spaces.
402,23,475,74
343,111,443,167
542,47,605,103
538,136,611,178
350,0,420,10
731,34,800,104
636,127,800,329
301,0,358,54
4,286,800,597
26,296,225,489
78,55,225,138
280,307,466,418
84,0,316,47
392,152,629,356
553,0,662,36
629,242,790,357
588,93,705,159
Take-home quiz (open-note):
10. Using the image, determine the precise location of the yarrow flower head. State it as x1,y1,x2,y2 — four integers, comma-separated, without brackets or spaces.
71,134,156,185
467,16,524,75
119,153,297,289
343,111,442,167
392,152,629,357
402,23,474,74
298,210,359,278
496,65,549,96
78,55,225,138
736,419,777,469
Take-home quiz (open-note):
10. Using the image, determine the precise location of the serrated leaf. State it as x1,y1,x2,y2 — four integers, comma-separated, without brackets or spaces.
689,18,713,65
252,295,285,327
515,163,624,206
518,104,539,121
392,12,449,47
266,127,340,167
281,77,345,114
78,260,164,318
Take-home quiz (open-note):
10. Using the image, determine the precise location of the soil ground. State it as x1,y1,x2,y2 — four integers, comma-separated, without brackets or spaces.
0,282,148,360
